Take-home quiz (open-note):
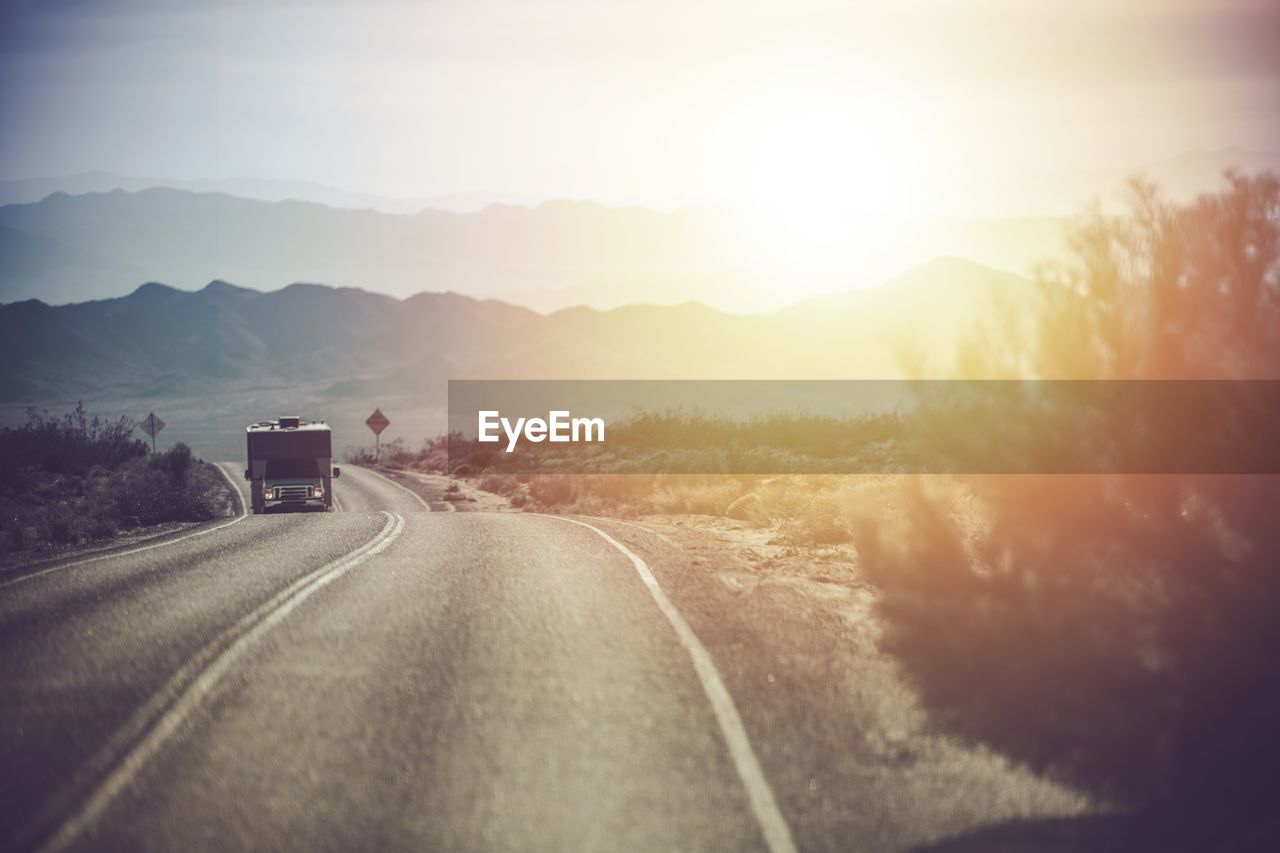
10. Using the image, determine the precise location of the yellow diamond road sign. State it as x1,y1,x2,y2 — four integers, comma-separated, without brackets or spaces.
366,408,390,436
142,412,165,438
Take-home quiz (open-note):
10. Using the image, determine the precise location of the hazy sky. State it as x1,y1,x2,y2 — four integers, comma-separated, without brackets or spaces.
1,0,1277,207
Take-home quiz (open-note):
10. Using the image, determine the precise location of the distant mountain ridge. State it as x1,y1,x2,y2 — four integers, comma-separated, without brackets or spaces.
0,171,536,214
0,188,752,309
0,185,1068,310
3,149,1268,312
0,258,1038,404
6,149,1272,216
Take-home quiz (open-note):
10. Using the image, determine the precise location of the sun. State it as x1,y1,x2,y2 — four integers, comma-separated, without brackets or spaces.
717,87,932,276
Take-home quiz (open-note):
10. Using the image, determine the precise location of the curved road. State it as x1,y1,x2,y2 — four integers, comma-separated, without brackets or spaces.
0,464,1089,852
0,465,791,852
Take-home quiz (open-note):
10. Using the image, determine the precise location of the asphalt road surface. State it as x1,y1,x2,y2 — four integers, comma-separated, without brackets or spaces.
0,464,1083,852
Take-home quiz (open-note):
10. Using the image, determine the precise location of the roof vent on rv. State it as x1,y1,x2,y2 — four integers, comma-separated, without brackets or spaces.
279,416,301,429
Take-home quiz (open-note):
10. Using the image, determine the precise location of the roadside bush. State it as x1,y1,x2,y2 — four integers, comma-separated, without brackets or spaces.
649,480,743,516
0,402,145,480
853,173,1280,822
526,475,580,508
478,473,521,495
150,442,193,480
343,445,378,465
1,409,220,555
459,459,866,539
344,434,448,473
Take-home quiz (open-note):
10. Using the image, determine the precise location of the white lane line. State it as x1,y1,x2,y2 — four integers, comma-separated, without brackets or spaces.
574,515,682,549
36,511,405,853
214,461,250,517
359,465,432,512
551,516,799,853
0,462,250,592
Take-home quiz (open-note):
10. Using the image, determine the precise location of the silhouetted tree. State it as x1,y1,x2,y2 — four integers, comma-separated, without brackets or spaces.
854,173,1280,831
1035,172,1279,379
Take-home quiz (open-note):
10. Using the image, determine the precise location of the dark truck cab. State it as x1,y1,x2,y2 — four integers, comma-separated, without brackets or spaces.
244,417,340,513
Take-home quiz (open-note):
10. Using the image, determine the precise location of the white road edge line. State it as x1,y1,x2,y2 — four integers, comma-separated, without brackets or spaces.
552,516,799,853
359,465,433,512
36,511,406,853
0,462,250,592
214,461,251,518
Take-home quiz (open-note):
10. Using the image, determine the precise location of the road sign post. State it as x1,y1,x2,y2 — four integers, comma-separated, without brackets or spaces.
141,412,165,453
365,407,390,462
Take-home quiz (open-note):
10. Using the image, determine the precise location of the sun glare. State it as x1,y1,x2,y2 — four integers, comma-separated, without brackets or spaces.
718,86,933,277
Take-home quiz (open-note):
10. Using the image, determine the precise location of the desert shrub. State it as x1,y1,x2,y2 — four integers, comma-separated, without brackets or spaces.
497,472,759,517
774,506,851,545
757,477,853,545
343,445,378,465
526,475,580,507
514,473,660,514
88,517,118,539
344,434,449,473
854,172,1280,819
150,442,193,480
725,492,767,523
107,465,174,524
649,480,743,516
0,401,146,479
0,407,220,554
464,463,853,530
478,473,521,495
47,510,75,545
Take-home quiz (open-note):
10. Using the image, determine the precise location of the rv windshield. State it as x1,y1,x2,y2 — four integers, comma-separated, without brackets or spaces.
265,458,320,479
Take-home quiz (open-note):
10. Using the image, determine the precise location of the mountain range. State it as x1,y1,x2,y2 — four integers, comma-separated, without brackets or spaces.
0,189,744,310
0,172,535,215
5,148,1274,217
0,257,1037,405
0,186,1065,311
2,149,1271,312
0,256,1042,460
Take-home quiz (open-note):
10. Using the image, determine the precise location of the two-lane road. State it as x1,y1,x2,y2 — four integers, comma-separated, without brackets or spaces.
322,465,431,515
0,466,795,852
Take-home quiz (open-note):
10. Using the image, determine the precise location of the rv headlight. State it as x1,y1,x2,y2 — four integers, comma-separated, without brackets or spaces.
312,484,324,498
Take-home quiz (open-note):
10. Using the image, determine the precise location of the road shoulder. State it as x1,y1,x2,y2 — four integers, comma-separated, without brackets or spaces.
367,466,512,512
573,513,1097,853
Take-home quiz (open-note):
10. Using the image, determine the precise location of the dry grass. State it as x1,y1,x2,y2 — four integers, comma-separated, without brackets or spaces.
649,480,744,515
456,465,896,549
